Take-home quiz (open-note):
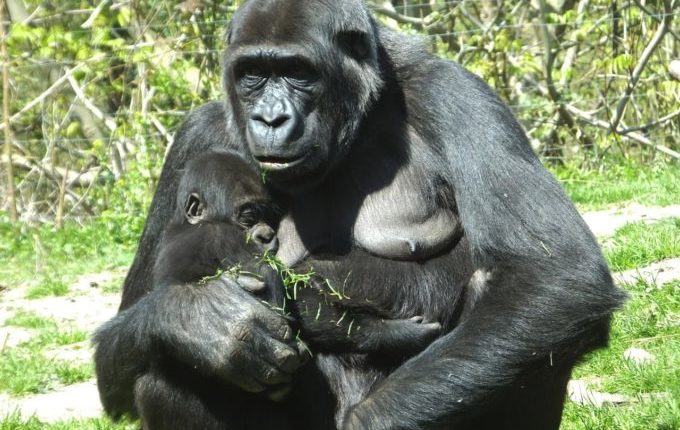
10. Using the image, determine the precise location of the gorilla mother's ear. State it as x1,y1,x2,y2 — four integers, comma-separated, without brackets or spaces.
338,30,371,61
184,193,206,225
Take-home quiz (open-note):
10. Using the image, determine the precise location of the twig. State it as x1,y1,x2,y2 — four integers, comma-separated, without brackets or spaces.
1,153,102,187
81,0,109,29
566,104,680,159
0,63,85,132
1,0,17,221
67,74,117,132
150,115,175,159
633,0,680,41
55,164,68,229
617,108,680,134
368,3,427,28
609,0,672,131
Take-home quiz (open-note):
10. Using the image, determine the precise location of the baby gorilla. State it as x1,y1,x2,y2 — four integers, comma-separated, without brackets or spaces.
152,152,278,289
153,151,441,359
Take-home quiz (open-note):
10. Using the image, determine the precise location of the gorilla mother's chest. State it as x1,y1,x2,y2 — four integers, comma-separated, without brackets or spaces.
276,162,459,265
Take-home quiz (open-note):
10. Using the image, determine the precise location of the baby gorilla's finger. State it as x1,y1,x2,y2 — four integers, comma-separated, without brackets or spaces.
423,322,442,331
295,338,313,364
236,274,267,293
267,384,293,402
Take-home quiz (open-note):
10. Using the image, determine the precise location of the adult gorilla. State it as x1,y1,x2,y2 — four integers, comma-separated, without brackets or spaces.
94,0,625,429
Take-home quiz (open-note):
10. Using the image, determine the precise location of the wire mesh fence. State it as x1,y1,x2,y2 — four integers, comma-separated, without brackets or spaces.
0,0,678,224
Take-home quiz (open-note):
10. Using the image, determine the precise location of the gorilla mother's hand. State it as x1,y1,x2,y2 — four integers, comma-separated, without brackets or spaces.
150,273,303,393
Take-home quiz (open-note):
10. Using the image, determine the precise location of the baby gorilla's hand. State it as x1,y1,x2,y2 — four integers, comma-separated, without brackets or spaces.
381,316,442,353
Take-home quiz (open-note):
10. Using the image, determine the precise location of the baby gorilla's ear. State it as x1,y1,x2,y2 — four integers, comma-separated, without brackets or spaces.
184,193,206,224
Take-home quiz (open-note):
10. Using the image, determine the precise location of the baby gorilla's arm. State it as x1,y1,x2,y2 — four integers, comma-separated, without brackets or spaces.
286,274,441,357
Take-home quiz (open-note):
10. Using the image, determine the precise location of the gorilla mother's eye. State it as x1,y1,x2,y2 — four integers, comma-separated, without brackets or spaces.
338,30,371,61
283,58,319,87
235,62,268,89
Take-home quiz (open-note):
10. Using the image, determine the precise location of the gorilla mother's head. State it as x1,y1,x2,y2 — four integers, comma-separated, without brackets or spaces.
223,0,384,190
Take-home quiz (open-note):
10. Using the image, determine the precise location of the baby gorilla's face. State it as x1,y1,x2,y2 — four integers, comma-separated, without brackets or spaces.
237,203,279,254
183,192,278,254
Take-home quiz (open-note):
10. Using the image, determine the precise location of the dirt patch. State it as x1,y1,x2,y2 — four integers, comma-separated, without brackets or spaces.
0,271,123,422
581,204,680,237
613,257,680,287
0,271,122,333
0,380,102,422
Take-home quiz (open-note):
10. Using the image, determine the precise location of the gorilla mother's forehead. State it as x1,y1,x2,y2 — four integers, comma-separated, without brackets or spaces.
228,0,373,46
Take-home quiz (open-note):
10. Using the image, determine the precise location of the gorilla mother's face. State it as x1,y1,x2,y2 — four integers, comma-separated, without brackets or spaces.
223,0,383,191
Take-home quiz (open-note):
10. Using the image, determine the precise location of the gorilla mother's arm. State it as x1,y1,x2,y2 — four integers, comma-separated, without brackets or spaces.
344,60,625,429
94,275,301,418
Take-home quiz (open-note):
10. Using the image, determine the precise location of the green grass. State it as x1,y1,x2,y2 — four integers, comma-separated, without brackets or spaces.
604,218,680,271
4,311,55,329
0,217,137,290
0,412,137,430
35,328,88,347
0,346,93,395
553,160,680,211
0,321,93,396
26,279,70,299
562,279,680,429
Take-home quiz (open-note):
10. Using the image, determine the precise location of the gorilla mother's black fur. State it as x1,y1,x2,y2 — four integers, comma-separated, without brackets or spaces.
94,1,625,429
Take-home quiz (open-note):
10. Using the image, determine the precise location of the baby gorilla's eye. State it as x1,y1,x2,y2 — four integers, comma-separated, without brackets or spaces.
237,205,260,228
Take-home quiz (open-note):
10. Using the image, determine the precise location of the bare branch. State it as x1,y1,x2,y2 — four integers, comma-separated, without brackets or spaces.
609,0,672,131
559,0,590,88
81,0,109,28
2,152,102,187
67,74,117,132
566,104,680,159
617,108,680,134
0,63,85,132
368,3,427,29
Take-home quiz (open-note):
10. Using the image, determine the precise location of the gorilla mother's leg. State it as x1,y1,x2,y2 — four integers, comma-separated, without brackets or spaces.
134,362,293,430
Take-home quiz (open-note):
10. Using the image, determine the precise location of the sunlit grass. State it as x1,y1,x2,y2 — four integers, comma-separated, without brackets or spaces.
553,161,680,211
603,218,680,271
0,412,137,430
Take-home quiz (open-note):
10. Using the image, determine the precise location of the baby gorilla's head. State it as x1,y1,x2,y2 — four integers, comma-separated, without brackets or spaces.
176,151,279,253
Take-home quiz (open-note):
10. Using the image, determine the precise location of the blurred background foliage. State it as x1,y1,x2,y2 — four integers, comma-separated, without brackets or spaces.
0,0,678,233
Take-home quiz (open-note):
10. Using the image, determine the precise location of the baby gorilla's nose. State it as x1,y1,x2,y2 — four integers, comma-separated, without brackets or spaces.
250,223,278,253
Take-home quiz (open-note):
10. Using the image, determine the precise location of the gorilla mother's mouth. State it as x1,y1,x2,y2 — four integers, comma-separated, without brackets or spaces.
255,154,307,172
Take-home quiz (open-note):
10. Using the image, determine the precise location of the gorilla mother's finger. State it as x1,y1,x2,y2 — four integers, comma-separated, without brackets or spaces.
248,322,303,374
251,303,295,343
222,332,297,388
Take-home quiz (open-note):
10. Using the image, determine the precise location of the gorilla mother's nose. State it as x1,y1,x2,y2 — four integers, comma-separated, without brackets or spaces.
249,98,300,147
